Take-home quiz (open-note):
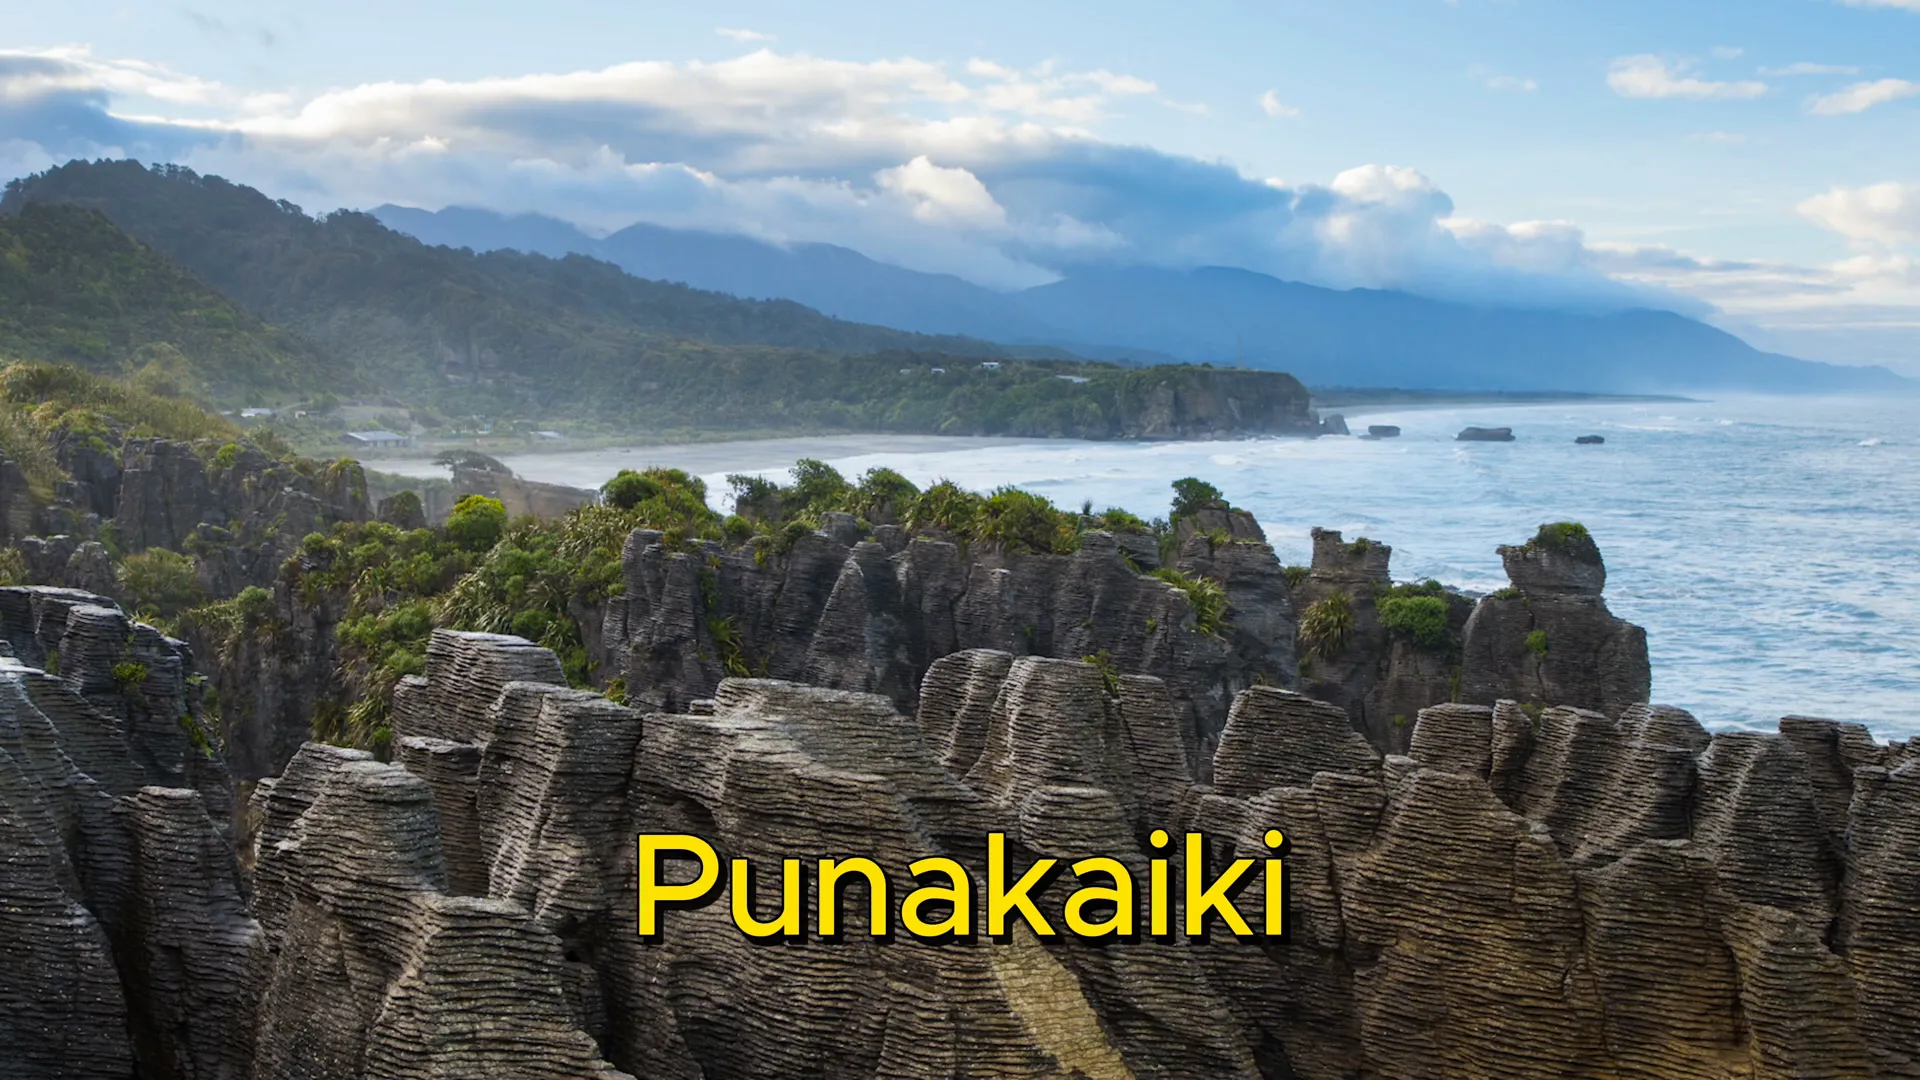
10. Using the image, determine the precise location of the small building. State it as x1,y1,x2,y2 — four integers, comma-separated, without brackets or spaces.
534,430,565,441
930,367,947,375
979,361,1002,371
341,430,414,450
239,407,276,418
1055,374,1089,384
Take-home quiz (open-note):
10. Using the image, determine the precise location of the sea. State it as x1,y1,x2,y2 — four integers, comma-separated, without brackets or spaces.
375,395,1919,740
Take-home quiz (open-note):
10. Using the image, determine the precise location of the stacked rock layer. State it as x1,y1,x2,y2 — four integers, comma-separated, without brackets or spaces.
6,597,1916,1077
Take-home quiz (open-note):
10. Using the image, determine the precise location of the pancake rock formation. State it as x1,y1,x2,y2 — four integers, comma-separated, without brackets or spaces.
9,617,1909,1078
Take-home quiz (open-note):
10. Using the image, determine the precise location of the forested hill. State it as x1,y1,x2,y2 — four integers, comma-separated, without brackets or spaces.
0,201,352,402
1,161,1004,416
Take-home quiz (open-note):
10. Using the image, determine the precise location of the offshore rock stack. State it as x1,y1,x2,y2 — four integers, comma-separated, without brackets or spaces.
6,592,1918,1077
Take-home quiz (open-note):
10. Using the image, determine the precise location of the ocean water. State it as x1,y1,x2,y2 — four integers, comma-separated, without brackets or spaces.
380,396,1919,739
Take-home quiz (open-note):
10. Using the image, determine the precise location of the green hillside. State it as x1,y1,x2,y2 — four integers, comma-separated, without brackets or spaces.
2,161,1003,418
0,201,351,403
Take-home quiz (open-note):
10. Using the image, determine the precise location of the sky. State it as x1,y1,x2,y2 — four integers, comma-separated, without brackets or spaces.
4,0,1920,373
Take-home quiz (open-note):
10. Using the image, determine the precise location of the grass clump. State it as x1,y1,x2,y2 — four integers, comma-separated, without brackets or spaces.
1082,649,1122,697
1151,568,1229,636
1525,629,1549,657
1298,591,1356,658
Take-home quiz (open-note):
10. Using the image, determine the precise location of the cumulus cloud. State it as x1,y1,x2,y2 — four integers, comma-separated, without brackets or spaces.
1799,182,1920,246
1607,55,1768,100
1807,78,1920,115
715,28,774,42
1257,90,1300,118
1840,0,1920,9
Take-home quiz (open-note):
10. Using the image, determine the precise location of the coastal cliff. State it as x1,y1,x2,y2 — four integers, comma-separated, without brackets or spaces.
8,605,1915,1078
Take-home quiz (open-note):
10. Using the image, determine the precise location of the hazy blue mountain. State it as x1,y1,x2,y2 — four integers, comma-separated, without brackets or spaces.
375,205,1909,394
1008,266,1907,394
371,204,1061,341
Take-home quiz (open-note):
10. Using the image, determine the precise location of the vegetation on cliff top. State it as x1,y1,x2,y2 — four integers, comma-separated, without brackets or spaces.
1527,521,1600,563
0,361,293,504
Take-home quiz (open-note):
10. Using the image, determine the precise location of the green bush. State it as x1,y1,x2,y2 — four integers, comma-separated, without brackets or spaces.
1526,629,1550,657
111,661,149,689
1529,521,1600,562
117,548,204,619
847,467,919,521
789,458,852,515
0,546,26,586
211,442,239,470
726,473,781,520
1094,507,1151,535
444,495,507,552
601,469,660,510
976,486,1078,555
906,479,983,536
1170,477,1224,518
1378,594,1450,648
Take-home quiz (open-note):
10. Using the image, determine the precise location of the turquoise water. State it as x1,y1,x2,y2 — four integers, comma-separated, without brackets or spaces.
394,396,1920,739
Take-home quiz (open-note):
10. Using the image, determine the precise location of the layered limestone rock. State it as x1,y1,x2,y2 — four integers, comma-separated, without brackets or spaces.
608,523,1298,764
9,436,370,603
0,587,260,1080
220,630,1916,1079
1286,529,1475,753
1459,529,1651,716
9,604,1913,1077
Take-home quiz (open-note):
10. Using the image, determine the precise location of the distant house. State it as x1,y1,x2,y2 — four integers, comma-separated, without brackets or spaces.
341,430,413,449
534,430,565,441
899,367,914,375
239,407,276,418
1055,374,1089,384
930,367,947,375
979,361,1002,371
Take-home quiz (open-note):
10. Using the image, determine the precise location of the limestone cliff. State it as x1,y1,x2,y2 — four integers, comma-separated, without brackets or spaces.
606,520,1297,767
0,587,256,1079
7,434,370,597
5,617,1918,1077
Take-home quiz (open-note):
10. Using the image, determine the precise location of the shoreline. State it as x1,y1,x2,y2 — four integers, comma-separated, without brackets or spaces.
350,392,1692,466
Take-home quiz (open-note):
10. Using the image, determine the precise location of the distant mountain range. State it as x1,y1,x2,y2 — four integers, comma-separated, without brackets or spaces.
373,204,1911,394
2,161,1331,439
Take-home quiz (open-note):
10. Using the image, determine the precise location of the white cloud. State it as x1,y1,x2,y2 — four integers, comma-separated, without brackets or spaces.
12,39,1914,354
1840,0,1920,9
1469,66,1537,93
1759,62,1861,77
1807,78,1920,115
1710,46,1745,60
1258,89,1299,118
874,155,1006,228
1799,181,1920,246
715,28,774,43
1690,130,1749,144
1607,54,1768,100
